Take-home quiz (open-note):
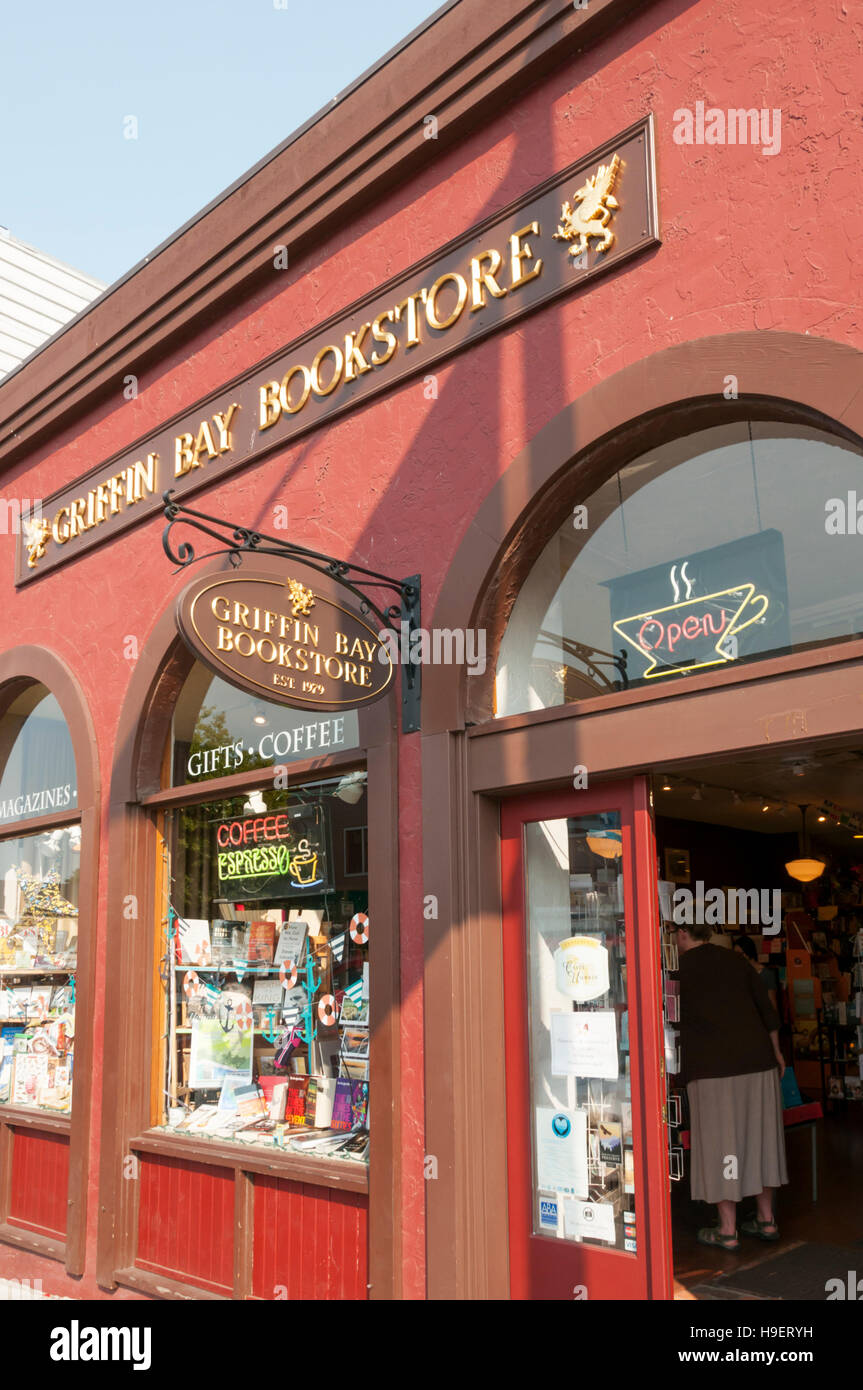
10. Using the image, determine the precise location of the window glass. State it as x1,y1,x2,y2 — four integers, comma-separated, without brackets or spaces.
496,423,863,716
0,687,77,826
525,813,635,1251
169,667,360,786
157,774,369,1161
0,826,79,1112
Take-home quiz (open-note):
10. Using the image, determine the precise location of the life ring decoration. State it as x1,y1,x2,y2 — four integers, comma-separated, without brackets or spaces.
279,959,298,988
317,994,338,1027
350,912,369,945
234,998,254,1033
183,970,201,999
193,941,212,967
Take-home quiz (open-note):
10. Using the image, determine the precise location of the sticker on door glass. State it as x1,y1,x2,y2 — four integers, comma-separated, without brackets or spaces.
538,1197,559,1232
534,1107,588,1197
563,1198,616,1245
553,935,610,1001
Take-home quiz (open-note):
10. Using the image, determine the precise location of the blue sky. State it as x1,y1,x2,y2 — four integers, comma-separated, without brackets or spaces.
0,0,448,286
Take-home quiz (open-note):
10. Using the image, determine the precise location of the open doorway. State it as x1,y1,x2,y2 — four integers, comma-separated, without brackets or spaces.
655,742,863,1301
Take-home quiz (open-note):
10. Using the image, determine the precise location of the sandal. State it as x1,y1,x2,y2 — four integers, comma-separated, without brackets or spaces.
696,1226,739,1251
740,1217,780,1242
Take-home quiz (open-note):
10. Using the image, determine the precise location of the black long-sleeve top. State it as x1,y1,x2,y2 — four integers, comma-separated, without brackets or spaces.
679,943,780,1083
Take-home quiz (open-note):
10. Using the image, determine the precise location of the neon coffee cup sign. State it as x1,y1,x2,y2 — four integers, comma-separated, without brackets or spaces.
604,530,790,683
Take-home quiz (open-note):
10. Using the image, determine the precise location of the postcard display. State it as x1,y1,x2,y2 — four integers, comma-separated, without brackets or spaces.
159,798,369,1163
657,881,684,1181
0,830,79,1113
527,818,637,1254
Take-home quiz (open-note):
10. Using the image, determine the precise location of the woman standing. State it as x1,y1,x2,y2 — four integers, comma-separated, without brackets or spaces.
677,919,787,1249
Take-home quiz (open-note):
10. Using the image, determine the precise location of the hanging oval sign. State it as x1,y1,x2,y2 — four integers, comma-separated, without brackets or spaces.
176,569,394,711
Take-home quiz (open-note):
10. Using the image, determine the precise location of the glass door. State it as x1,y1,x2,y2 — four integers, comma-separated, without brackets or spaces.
501,778,672,1300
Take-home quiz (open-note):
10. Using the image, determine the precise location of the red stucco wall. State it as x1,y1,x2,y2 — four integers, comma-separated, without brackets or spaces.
0,0,859,1297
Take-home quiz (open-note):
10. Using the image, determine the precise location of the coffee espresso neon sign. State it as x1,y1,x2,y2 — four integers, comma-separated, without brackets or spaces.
215,807,330,898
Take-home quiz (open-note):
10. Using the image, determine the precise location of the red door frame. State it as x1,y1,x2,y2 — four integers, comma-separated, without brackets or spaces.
501,776,673,1300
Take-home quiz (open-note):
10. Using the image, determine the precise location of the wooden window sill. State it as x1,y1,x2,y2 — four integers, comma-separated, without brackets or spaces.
129,1129,369,1193
0,1105,72,1134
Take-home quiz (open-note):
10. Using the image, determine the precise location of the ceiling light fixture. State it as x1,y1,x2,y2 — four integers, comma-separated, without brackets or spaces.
785,804,826,883
586,828,623,859
334,772,366,805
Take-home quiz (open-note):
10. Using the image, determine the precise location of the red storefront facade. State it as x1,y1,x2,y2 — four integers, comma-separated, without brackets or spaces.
0,0,860,1300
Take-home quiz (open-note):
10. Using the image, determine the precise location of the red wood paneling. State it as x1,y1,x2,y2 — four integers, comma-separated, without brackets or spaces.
8,1129,69,1239
252,1176,368,1300
136,1155,234,1295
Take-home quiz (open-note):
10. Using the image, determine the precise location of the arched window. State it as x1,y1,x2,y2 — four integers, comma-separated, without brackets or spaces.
496,422,863,717
0,685,79,1113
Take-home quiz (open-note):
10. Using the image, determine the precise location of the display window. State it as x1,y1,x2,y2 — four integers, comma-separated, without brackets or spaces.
153,666,370,1160
496,422,863,715
0,686,80,1114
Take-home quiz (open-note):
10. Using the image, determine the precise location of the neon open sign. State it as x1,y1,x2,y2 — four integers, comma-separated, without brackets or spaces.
604,530,789,683
614,581,769,678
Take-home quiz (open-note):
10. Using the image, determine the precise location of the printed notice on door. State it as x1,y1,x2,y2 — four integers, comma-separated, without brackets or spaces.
534,1107,588,1197
550,1009,619,1079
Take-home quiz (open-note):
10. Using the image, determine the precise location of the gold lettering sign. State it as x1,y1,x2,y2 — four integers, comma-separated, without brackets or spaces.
176,570,394,712
17,118,658,584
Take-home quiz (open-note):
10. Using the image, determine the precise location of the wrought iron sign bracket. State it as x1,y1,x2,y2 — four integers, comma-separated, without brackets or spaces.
162,492,422,733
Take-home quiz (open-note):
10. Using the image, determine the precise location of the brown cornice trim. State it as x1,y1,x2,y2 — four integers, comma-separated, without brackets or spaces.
0,0,652,468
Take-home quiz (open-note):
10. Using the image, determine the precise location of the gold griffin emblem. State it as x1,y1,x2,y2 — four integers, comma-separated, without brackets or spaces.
24,516,51,570
553,153,621,259
286,578,316,616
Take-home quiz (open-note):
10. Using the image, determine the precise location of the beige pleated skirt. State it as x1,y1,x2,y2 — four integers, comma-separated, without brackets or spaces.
687,1068,788,1204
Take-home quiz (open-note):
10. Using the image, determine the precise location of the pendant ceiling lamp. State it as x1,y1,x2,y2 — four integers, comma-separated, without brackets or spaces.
785,804,826,883
586,828,623,859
